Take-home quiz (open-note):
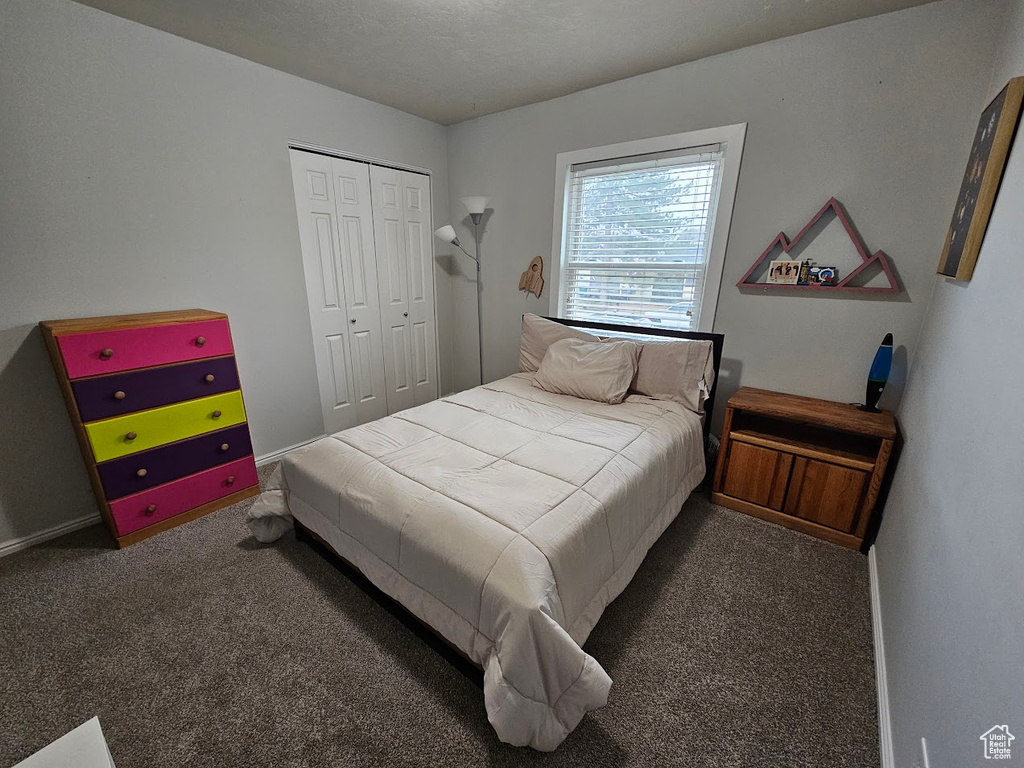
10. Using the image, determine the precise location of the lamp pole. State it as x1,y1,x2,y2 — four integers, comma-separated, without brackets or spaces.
470,213,484,385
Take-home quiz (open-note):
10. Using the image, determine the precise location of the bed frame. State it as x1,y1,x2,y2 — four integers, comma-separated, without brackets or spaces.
294,317,725,686
541,316,725,445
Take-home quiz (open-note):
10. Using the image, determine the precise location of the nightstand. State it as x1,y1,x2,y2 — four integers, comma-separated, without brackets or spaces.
711,387,897,550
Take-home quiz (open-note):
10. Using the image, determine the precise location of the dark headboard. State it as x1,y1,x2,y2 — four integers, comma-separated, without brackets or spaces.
541,316,725,445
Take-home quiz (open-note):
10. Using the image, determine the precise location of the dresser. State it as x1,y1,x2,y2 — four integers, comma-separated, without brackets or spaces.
40,309,259,548
712,387,897,550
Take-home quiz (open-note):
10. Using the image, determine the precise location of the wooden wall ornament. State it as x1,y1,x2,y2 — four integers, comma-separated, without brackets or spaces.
938,76,1024,281
737,198,900,294
519,256,544,298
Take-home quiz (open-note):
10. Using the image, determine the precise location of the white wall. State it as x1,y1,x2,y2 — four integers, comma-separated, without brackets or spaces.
874,1,1024,765
0,0,451,547
444,0,1003,431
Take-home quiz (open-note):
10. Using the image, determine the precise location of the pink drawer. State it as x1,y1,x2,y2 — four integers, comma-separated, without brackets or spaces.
57,319,233,379
109,455,257,536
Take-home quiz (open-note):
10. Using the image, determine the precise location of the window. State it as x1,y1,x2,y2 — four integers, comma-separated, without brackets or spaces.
551,125,745,333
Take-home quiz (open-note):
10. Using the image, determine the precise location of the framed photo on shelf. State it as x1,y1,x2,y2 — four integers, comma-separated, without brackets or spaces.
767,259,802,285
938,76,1024,281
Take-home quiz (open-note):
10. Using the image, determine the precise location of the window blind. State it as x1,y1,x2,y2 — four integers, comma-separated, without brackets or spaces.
561,146,724,331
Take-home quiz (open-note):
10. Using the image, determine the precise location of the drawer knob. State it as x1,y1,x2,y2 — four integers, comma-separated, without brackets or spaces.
136,468,148,478
113,390,126,400
125,431,137,441
145,504,157,515
100,348,114,359
220,443,230,452
212,410,222,419
226,475,236,486
204,374,215,383
196,336,207,347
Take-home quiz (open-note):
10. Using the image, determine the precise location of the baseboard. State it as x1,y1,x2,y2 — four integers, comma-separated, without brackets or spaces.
0,513,102,559
0,438,323,558
869,546,895,768
255,435,325,467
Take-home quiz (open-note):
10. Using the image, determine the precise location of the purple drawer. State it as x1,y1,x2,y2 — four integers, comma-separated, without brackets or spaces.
97,423,253,500
71,356,240,422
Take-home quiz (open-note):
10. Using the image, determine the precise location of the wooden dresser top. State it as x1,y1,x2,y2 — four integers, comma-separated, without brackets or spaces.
40,309,226,336
727,386,897,439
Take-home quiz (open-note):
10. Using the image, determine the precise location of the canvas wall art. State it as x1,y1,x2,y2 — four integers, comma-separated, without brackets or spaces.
938,77,1024,280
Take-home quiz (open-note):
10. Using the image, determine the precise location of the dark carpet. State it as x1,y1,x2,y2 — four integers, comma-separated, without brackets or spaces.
0,465,879,767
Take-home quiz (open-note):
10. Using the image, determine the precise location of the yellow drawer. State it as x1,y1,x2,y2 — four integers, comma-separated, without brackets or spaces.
86,391,246,462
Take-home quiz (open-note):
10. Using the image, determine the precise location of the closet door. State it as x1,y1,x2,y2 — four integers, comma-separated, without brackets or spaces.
370,165,438,414
400,171,439,406
289,150,388,433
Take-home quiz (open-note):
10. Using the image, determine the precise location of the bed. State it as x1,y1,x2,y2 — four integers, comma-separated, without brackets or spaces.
247,316,724,750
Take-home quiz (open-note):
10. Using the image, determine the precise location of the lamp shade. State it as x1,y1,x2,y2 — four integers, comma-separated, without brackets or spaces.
433,224,458,244
460,196,491,216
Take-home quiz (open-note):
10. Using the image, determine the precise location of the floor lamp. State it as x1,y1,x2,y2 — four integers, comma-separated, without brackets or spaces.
434,196,490,385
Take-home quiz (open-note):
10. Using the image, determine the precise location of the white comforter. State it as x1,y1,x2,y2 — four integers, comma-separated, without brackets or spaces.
247,373,705,750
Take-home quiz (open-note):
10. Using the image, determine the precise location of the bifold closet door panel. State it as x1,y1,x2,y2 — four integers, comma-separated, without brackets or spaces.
289,149,388,433
369,164,416,415
398,171,439,407
329,155,388,426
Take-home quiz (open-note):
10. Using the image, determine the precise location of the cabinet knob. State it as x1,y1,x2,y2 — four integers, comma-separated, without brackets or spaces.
403,312,409,317
136,468,147,478
145,504,157,515
100,348,114,360
125,431,137,441
196,336,207,347
113,390,126,400
350,319,357,324
226,475,236,486
220,443,230,452
212,410,222,419
204,374,215,383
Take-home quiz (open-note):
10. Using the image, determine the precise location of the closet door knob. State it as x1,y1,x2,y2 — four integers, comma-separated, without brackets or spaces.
136,468,148,478
220,443,230,452
226,476,236,486
212,410,222,419
350,319,357,324
204,374,215,383
145,504,157,515
125,431,137,441
114,390,126,400
403,312,409,317
100,348,114,359
195,336,207,347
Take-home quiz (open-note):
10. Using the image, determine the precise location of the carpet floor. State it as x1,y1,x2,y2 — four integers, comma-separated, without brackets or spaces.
0,466,878,767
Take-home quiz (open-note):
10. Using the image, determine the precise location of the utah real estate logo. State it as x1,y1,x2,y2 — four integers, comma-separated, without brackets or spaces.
980,725,1014,760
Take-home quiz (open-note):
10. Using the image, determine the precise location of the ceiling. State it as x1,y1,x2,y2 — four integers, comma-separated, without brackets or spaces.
74,0,937,125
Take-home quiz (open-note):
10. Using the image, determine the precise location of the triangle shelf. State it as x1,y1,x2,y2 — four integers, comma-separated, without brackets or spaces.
737,198,900,294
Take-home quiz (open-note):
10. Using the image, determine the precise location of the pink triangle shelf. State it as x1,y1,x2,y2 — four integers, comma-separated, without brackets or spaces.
737,198,900,294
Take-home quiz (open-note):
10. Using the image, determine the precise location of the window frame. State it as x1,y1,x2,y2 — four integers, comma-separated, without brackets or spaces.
549,124,746,333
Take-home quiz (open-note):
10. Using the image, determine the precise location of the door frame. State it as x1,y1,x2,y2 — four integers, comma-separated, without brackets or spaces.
286,140,443,420
288,140,433,176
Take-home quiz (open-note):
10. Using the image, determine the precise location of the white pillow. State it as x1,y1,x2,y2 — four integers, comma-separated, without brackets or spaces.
533,338,640,404
519,313,598,373
631,338,715,414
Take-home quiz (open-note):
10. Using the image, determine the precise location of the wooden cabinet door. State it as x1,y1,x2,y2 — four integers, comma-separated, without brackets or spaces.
722,442,793,510
785,457,868,532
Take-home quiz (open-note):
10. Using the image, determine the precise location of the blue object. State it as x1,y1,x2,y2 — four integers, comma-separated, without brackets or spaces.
861,333,893,412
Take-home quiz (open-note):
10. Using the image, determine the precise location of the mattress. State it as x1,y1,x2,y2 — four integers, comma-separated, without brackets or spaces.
247,373,705,750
